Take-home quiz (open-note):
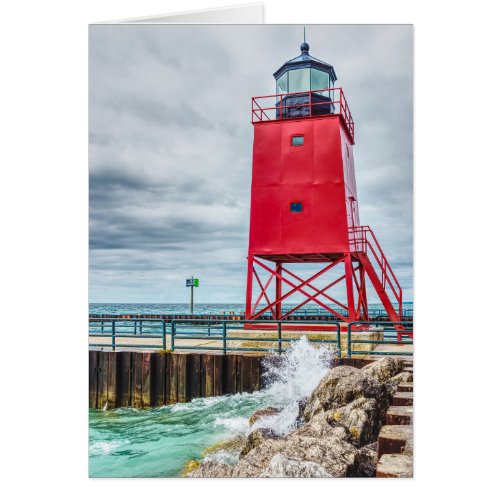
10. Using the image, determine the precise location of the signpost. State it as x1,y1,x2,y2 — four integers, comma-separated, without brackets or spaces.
186,276,199,314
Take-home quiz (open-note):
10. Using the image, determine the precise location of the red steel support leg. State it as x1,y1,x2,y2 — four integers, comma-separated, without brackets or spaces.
245,255,254,320
253,268,276,318
276,262,282,320
360,267,369,320
344,253,356,321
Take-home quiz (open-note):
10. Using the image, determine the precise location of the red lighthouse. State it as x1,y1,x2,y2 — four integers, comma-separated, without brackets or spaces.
246,41,403,323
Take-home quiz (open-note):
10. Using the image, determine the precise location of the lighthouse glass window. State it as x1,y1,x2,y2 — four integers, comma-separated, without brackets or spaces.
277,73,288,94
311,69,330,96
288,68,311,93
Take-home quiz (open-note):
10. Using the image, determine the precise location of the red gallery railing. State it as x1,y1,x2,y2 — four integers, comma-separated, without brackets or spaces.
349,225,403,320
251,87,355,141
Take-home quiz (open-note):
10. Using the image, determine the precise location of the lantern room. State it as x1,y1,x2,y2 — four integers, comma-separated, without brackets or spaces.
273,41,337,118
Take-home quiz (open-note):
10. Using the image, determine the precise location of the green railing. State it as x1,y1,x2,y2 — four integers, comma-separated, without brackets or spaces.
89,318,414,357
170,319,340,354
88,318,169,351
89,318,341,354
347,321,413,358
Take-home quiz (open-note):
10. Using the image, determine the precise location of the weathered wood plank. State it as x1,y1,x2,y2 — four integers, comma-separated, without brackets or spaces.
249,356,261,393
97,351,110,409
153,353,167,406
106,352,119,409
214,355,223,396
188,353,201,401
168,353,178,404
120,352,132,407
89,351,99,409
177,354,188,403
239,356,253,393
132,352,143,408
225,355,239,394
142,352,152,407
202,354,214,398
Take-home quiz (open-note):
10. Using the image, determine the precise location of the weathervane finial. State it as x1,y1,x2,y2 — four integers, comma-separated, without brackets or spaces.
300,26,310,54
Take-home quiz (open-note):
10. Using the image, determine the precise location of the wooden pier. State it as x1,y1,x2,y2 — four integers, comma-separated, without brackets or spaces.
89,351,264,410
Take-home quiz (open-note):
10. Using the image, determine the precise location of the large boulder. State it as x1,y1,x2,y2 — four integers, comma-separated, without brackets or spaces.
231,414,359,478
326,397,382,446
248,406,281,426
385,371,413,396
190,462,234,478
361,357,403,383
302,365,388,421
355,442,378,477
240,428,280,458
258,454,333,478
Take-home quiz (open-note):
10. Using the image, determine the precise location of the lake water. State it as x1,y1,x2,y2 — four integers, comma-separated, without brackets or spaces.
89,337,335,477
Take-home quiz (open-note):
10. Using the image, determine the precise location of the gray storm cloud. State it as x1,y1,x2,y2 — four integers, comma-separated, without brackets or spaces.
89,24,413,303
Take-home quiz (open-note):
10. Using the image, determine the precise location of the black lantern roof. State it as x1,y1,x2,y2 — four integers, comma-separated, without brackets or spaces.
273,41,337,84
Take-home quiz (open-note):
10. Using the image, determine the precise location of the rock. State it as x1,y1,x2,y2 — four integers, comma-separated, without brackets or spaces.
294,412,354,442
201,436,247,459
326,397,382,446
302,365,388,421
231,414,359,477
356,442,378,477
385,371,413,396
258,454,333,478
376,454,413,478
386,406,413,425
361,357,403,383
297,397,308,420
403,435,413,456
378,425,413,457
180,459,201,477
189,462,234,478
240,428,280,458
248,406,281,426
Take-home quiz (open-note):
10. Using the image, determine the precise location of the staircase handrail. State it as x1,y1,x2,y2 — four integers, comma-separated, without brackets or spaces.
348,225,403,318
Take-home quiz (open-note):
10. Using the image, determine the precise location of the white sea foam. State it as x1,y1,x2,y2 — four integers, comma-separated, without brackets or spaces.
256,336,335,435
89,440,128,456
211,337,336,438
214,415,250,435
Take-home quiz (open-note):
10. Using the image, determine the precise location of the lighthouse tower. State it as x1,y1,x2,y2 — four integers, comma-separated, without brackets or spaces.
246,41,403,323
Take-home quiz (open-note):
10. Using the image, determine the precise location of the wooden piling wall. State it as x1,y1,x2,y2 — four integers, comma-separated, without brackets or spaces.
89,351,375,410
89,351,267,410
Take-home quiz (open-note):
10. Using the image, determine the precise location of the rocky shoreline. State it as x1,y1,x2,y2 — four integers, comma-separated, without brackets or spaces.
190,357,413,478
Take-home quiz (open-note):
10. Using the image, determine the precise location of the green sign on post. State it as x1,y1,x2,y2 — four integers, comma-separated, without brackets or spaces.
186,276,199,313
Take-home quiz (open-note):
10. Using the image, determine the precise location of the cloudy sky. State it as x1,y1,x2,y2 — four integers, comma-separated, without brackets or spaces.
89,24,413,304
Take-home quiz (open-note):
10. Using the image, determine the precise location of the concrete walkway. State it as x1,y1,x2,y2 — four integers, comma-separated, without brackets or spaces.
89,330,413,358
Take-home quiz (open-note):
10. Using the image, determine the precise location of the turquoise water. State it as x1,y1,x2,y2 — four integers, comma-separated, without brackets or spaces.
89,393,268,477
89,337,336,478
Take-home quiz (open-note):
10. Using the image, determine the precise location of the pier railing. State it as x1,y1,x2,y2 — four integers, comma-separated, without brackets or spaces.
89,318,341,354
89,318,169,351
89,318,413,357
170,319,341,354
346,321,413,358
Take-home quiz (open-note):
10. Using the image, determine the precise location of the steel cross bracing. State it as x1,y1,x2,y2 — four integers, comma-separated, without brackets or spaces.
246,226,404,324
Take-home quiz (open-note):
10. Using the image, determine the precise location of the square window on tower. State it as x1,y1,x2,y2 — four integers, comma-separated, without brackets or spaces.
291,135,304,146
290,201,303,213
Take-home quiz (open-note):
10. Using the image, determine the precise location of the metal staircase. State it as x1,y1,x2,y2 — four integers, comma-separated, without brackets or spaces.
349,226,403,323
